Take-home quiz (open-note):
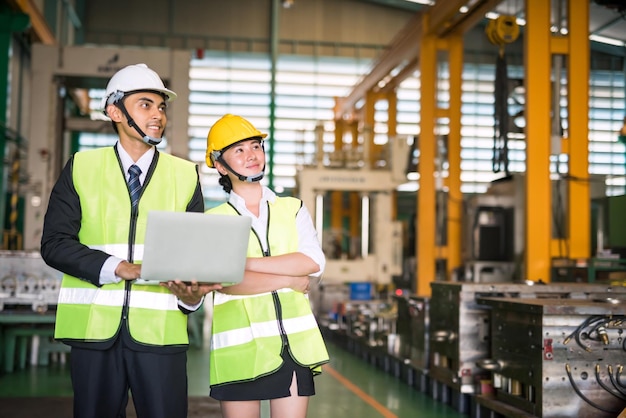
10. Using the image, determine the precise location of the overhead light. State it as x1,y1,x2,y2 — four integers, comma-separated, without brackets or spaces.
282,0,294,8
403,0,434,4
589,34,625,46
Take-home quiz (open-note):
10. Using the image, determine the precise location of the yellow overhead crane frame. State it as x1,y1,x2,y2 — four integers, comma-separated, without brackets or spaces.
525,0,590,283
333,0,590,296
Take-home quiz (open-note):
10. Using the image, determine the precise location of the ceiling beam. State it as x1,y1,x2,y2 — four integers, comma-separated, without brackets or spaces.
10,0,56,45
427,0,471,35
378,56,419,93
335,11,423,120
437,0,506,37
334,0,505,121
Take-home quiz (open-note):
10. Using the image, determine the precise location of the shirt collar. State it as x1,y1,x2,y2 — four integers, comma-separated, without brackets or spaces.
228,186,277,211
116,142,155,179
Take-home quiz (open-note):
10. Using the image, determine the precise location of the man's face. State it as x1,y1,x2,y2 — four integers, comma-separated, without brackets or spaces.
107,91,168,143
122,91,168,140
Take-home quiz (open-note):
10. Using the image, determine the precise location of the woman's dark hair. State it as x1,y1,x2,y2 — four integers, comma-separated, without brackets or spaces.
219,173,232,193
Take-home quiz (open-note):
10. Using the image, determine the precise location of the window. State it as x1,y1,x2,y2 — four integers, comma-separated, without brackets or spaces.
78,50,626,203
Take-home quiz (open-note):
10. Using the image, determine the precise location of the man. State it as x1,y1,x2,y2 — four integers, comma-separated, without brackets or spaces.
40,63,221,418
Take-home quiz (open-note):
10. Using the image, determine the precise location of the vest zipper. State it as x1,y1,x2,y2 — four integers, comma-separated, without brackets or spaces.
272,291,289,347
123,202,140,321
264,204,289,347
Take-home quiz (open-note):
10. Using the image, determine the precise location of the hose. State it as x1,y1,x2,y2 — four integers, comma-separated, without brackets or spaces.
607,365,626,398
565,315,624,352
565,364,621,414
616,365,626,389
594,364,626,401
564,315,597,348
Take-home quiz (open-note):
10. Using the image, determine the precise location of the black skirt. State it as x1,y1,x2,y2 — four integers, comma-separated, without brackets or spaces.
209,349,315,401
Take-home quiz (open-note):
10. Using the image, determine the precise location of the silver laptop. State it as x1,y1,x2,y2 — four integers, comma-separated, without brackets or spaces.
137,210,251,285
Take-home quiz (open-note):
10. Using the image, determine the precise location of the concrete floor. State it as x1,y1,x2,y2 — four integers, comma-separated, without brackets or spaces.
0,340,466,418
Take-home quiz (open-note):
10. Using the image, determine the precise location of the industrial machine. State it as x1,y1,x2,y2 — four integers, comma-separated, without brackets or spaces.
297,132,408,286
0,251,62,312
427,281,626,414
463,174,614,284
393,294,431,391
462,177,519,283
476,296,626,417
298,126,409,329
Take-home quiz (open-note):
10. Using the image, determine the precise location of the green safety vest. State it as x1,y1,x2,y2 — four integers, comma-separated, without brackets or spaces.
207,197,329,386
54,147,199,346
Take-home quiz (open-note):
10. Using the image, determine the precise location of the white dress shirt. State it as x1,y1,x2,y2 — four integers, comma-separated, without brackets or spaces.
227,186,326,277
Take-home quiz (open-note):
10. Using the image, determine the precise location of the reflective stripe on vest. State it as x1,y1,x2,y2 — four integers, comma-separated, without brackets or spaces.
58,287,179,310
211,289,321,350
54,148,198,345
207,198,329,385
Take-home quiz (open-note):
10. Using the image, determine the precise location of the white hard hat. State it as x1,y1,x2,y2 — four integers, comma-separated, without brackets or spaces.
101,63,177,114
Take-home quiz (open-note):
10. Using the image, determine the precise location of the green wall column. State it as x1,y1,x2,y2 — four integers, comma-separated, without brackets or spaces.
268,0,280,190
0,8,29,247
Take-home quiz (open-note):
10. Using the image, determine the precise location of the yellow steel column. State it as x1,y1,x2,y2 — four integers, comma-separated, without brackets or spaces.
566,0,590,259
364,90,377,168
387,91,398,140
334,117,344,152
525,0,552,282
417,12,437,295
350,120,359,151
371,92,386,164
447,35,463,279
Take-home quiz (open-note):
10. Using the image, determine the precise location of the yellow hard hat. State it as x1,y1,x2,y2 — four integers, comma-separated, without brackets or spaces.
206,114,267,168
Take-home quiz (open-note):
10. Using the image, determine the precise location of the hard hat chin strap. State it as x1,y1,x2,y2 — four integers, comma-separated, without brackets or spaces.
245,171,265,183
219,158,265,183
116,102,163,146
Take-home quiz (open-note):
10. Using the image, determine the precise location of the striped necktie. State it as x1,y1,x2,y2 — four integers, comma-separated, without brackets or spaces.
128,164,142,209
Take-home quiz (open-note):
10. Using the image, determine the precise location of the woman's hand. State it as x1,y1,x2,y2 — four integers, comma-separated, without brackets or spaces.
290,276,311,294
161,280,223,305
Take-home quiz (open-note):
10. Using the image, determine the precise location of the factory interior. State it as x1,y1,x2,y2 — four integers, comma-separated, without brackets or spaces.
2,0,626,417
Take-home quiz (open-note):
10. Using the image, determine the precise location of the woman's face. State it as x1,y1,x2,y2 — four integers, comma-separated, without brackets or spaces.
219,138,265,177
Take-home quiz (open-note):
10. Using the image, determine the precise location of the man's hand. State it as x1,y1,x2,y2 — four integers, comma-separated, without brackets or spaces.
161,280,223,305
115,261,141,280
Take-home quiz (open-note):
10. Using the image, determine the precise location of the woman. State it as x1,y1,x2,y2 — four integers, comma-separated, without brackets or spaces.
205,114,329,418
